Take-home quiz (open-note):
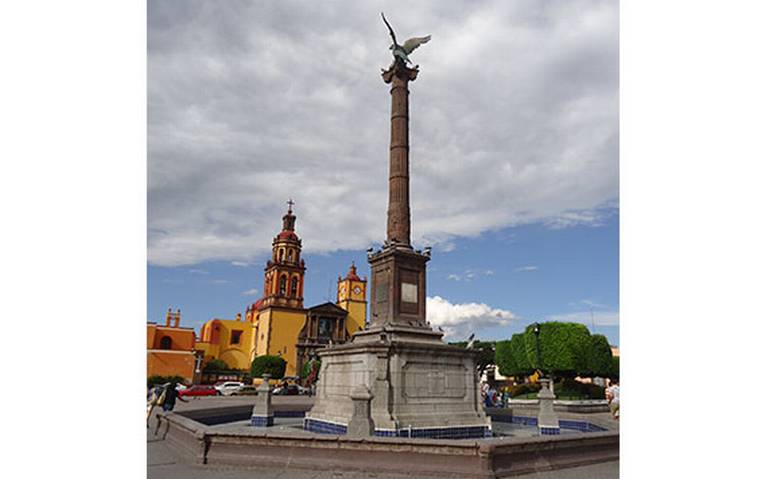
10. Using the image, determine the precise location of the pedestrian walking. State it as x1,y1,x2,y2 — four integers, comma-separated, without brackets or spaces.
161,381,188,413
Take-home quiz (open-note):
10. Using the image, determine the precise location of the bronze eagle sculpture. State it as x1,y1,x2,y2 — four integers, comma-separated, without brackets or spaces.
381,12,431,65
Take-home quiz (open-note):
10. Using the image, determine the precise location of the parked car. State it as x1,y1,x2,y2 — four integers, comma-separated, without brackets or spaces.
178,385,218,397
214,381,244,396
273,384,301,396
231,385,258,396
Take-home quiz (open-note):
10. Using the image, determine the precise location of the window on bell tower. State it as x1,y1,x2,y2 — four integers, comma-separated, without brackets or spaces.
291,276,298,297
279,275,287,296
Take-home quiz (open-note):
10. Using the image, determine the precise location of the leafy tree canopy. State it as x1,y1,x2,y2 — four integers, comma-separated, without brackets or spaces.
203,358,230,373
251,355,287,379
495,322,613,379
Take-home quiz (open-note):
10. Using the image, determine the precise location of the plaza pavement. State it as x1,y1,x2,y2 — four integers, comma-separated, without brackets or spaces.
147,395,619,479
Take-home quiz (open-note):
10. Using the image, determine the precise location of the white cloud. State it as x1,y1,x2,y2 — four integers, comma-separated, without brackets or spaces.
427,296,518,341
446,269,490,281
148,1,618,266
516,265,539,272
545,310,619,327
579,299,609,309
230,261,251,267
188,268,209,275
210,279,230,284
241,288,261,296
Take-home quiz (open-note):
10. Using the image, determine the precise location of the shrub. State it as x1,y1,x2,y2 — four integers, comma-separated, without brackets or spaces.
203,358,230,373
555,378,605,399
251,355,287,379
507,382,541,398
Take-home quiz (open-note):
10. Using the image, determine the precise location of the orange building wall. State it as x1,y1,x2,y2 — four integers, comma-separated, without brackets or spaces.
147,351,195,382
147,321,197,382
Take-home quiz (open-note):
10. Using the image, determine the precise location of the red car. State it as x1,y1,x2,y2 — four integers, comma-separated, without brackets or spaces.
178,385,219,397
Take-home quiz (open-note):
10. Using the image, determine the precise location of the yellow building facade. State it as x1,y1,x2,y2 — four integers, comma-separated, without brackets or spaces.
196,312,255,371
196,204,368,378
337,263,367,336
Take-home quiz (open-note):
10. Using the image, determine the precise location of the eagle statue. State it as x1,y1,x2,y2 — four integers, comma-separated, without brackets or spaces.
381,13,431,66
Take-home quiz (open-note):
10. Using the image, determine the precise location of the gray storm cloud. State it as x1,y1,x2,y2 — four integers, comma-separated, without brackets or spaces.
149,0,618,266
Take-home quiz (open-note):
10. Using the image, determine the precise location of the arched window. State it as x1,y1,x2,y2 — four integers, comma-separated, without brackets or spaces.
279,248,285,262
290,276,298,297
279,275,287,296
160,336,172,350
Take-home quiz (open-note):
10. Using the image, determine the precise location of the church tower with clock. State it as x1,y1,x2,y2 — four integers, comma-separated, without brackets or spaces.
337,263,367,336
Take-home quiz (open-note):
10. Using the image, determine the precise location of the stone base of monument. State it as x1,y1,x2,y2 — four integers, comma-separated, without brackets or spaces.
305,325,491,439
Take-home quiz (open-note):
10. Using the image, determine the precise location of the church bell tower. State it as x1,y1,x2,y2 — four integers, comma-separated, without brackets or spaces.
260,200,306,310
337,262,367,335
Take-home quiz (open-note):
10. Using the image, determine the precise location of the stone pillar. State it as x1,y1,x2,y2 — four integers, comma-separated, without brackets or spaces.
251,374,274,427
382,61,419,247
347,386,375,437
537,378,560,435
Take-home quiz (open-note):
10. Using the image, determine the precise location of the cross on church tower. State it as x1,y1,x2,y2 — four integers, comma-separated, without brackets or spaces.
287,198,295,212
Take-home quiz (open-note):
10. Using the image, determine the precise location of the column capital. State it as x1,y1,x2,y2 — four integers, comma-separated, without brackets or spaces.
381,60,419,84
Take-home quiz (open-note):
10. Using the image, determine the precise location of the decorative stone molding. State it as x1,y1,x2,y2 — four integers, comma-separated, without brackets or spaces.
347,386,375,437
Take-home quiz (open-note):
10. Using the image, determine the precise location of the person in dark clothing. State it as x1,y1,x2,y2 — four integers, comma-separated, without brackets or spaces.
161,381,188,412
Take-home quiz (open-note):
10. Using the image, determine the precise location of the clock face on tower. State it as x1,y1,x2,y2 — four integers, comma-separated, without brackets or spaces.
353,286,362,295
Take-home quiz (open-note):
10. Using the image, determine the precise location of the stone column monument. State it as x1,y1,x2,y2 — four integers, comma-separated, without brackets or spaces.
304,15,490,439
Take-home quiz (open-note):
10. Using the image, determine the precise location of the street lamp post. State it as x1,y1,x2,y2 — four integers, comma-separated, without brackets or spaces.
532,322,542,376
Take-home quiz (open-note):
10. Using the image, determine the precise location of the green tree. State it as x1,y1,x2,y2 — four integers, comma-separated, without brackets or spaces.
522,322,592,379
585,334,613,377
609,356,620,381
203,358,230,373
251,355,287,379
495,335,534,377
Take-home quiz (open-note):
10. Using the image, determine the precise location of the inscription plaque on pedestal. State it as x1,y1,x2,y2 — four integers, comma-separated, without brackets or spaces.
401,283,417,303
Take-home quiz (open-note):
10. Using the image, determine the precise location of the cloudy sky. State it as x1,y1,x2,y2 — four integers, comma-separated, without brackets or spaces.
148,0,619,344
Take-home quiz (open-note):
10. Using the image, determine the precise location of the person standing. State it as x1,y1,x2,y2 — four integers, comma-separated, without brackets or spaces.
606,380,620,420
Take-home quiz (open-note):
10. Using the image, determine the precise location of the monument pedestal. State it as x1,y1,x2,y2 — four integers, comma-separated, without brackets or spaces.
305,325,490,438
